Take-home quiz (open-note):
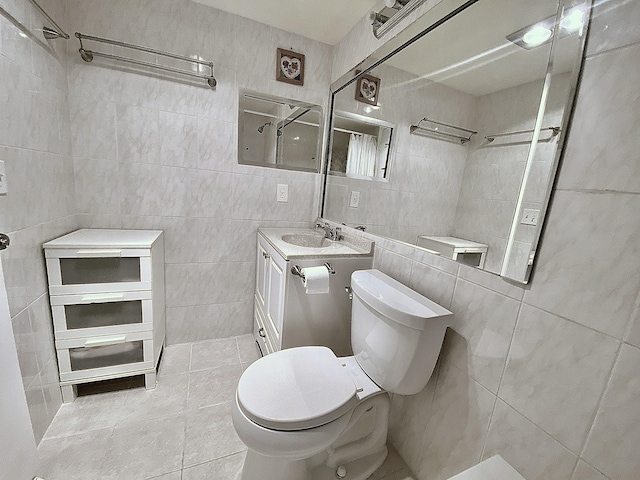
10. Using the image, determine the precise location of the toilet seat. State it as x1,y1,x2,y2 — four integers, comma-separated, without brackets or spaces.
237,346,359,431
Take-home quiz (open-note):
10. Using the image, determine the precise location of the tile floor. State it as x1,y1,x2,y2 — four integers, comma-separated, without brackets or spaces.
37,334,415,480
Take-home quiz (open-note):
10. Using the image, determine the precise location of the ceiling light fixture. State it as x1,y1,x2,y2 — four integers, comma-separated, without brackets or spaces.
371,0,430,39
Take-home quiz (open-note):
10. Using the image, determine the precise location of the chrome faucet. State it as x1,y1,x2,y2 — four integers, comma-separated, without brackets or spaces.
316,222,332,238
315,222,343,241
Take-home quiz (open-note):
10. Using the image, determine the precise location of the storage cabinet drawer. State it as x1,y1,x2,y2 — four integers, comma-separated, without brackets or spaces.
60,257,141,285
51,292,153,339
70,340,144,371
57,332,153,383
46,252,152,295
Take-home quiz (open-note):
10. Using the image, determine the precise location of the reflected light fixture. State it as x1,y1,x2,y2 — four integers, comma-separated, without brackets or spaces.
560,8,585,31
523,25,553,46
506,5,586,50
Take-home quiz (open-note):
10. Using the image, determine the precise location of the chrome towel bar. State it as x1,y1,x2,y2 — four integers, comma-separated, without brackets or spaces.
485,126,561,143
75,32,216,88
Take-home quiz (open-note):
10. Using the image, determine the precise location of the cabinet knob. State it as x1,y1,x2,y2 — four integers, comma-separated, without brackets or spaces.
262,252,271,259
258,328,266,338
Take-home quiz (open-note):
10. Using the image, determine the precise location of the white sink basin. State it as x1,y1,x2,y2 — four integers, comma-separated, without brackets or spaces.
281,233,333,248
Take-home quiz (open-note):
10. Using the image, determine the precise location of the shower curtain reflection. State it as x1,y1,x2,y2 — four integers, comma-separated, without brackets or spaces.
346,133,378,177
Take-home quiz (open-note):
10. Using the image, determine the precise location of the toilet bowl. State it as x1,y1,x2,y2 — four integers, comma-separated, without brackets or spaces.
232,269,452,480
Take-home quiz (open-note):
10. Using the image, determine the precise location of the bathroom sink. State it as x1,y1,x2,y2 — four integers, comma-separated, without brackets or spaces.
281,233,333,248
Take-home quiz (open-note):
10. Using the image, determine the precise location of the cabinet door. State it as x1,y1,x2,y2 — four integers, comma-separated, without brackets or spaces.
266,255,286,347
255,239,270,311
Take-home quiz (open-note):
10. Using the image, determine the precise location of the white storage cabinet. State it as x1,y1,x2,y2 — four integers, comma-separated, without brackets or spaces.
44,229,165,402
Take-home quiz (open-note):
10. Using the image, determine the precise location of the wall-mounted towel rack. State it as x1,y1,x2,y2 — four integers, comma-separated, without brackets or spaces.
28,0,69,39
485,126,560,143
75,32,217,88
410,117,477,144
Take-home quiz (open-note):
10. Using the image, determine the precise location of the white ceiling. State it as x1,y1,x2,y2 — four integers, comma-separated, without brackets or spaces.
191,0,380,45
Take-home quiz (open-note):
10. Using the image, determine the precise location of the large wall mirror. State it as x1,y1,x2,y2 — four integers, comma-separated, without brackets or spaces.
239,91,323,173
322,0,591,283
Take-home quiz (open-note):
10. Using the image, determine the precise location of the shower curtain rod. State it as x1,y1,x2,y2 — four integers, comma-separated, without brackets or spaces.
75,32,217,88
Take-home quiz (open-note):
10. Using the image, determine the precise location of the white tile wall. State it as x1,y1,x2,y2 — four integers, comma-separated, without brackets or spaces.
0,0,74,443
65,0,331,344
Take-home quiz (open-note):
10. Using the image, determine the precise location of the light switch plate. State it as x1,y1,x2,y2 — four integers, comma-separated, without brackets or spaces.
349,191,360,208
277,184,288,203
0,161,7,196
521,208,540,226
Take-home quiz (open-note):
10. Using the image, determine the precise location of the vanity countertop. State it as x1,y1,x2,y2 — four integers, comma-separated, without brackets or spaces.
258,228,374,260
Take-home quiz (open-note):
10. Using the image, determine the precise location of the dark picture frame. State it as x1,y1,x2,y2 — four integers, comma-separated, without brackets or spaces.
276,48,305,86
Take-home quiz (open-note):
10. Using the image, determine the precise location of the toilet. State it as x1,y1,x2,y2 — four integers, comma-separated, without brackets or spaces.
232,269,452,480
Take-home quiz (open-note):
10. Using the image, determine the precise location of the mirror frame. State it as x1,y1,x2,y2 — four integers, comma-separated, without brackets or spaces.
320,0,592,284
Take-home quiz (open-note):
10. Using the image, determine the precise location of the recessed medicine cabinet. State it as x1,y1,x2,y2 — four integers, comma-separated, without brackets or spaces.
238,90,324,173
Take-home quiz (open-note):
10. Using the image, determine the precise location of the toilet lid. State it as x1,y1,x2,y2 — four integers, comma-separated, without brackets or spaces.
237,346,358,431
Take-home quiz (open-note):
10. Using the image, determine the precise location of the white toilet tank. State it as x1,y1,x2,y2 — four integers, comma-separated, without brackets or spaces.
350,269,452,395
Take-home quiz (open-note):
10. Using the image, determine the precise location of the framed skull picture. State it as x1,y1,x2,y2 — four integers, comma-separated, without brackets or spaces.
276,48,305,86
355,72,381,106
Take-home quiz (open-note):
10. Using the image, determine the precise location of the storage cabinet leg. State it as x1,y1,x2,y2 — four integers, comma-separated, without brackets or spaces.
144,371,157,390
61,384,77,403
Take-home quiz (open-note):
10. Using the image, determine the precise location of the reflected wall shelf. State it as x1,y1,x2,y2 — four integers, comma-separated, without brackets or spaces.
410,117,477,144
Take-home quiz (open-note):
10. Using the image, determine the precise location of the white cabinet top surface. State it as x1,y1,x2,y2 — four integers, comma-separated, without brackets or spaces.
418,236,488,250
44,229,163,249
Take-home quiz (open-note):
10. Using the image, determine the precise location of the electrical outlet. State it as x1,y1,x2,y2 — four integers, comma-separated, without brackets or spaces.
277,184,288,203
0,161,7,196
521,208,540,226
349,191,360,208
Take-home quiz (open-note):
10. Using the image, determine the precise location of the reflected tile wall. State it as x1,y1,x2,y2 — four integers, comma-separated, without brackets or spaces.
451,75,570,275
326,2,640,478
0,0,74,443
66,0,332,344
326,62,475,244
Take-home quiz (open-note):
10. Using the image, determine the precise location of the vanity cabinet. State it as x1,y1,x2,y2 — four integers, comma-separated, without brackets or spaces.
254,229,373,357
255,234,287,354
44,229,165,402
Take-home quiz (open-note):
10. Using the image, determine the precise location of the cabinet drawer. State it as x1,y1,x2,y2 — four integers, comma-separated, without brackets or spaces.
51,291,153,340
57,332,154,383
46,252,152,295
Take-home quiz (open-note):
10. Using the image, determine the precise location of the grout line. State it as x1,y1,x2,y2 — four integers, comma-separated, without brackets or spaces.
519,298,630,344
585,36,640,60
576,339,624,460
480,299,523,460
